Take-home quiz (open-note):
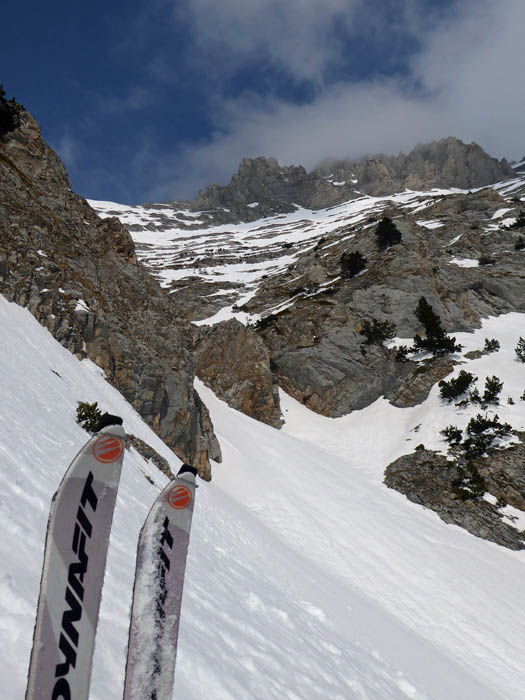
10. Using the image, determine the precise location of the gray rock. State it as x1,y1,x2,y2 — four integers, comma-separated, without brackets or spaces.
188,138,514,224
0,111,221,478
194,319,282,427
384,449,525,550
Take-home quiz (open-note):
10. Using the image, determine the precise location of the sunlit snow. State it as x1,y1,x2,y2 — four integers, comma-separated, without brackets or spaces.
2,296,525,699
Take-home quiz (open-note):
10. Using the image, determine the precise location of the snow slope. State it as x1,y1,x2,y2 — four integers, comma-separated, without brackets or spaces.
1,294,525,699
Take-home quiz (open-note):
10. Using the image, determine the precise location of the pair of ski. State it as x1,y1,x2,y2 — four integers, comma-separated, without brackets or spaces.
25,420,197,700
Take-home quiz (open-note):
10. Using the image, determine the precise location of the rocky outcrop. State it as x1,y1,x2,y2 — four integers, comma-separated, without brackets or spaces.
242,195,525,416
384,448,525,550
0,111,221,478
187,139,514,222
319,138,515,197
194,319,282,427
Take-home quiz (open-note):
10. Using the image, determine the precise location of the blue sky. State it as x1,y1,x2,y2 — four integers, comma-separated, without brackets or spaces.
2,0,524,204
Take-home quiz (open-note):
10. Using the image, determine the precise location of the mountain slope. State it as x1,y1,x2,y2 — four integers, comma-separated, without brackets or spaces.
0,110,219,477
1,296,525,699
90,171,525,427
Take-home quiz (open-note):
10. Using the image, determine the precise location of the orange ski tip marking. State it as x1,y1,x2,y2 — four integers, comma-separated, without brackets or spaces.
167,484,192,510
92,435,124,463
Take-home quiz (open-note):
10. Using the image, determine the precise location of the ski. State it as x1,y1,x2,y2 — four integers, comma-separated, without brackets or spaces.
26,420,126,700
123,465,198,700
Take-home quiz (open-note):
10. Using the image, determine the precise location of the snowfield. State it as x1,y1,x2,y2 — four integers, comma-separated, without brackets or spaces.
1,294,525,699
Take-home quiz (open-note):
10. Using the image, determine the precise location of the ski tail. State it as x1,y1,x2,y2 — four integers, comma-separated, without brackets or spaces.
123,465,198,700
25,424,126,700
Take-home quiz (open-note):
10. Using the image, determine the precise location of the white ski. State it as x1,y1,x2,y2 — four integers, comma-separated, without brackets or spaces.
26,423,126,700
123,465,197,700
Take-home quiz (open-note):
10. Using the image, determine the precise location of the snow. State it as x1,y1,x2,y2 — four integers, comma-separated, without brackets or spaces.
416,219,443,229
491,208,513,219
88,186,476,331
449,257,479,267
2,295,525,698
75,298,90,312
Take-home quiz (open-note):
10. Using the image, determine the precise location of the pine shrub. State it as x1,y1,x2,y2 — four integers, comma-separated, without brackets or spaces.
0,84,22,138
76,401,102,433
483,338,500,353
395,345,410,362
439,370,476,401
515,337,525,362
451,462,486,500
340,251,367,279
478,254,495,266
412,297,462,355
510,212,525,230
375,217,402,249
514,235,525,251
480,376,503,405
462,413,512,458
360,318,396,345
440,425,463,445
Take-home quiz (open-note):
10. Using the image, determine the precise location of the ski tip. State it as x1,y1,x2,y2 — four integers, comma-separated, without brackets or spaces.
177,463,198,480
95,412,124,432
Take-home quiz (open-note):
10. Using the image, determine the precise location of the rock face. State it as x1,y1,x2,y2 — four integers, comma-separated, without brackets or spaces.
242,196,525,417
0,111,221,478
189,138,514,220
384,448,525,550
194,320,282,427
319,137,515,197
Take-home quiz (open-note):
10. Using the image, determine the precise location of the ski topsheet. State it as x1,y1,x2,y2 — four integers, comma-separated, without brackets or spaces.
26,425,126,700
123,467,197,700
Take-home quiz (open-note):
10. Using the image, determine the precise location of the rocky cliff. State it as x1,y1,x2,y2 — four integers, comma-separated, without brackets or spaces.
189,138,514,223
0,110,220,478
384,446,525,550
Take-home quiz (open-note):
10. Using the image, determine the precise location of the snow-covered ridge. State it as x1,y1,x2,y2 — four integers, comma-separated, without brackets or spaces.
2,295,525,699
90,175,525,328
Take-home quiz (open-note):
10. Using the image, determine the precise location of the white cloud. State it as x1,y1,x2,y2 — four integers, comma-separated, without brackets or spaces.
148,0,525,200
176,0,361,84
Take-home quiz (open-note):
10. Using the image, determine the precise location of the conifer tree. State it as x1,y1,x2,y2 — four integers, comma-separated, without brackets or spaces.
375,216,402,249
412,297,462,355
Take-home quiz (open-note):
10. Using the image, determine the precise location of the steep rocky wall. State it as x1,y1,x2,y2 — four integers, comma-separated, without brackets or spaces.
236,190,525,417
384,448,525,550
0,112,220,478
194,319,282,427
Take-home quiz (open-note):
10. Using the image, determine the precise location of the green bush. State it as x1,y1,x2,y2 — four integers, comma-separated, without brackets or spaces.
253,314,276,331
0,84,22,139
479,375,503,405
462,413,512,458
451,462,486,500
412,297,462,355
515,337,525,362
76,401,102,433
395,345,410,362
478,254,495,266
439,370,476,401
483,338,500,353
360,318,396,345
509,212,525,230
375,217,402,249
440,425,463,445
340,251,367,279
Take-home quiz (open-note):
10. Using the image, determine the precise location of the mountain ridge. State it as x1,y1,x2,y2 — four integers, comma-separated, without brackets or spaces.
187,137,515,223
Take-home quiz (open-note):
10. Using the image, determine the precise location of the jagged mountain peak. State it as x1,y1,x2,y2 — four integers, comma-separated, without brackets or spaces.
189,136,515,221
